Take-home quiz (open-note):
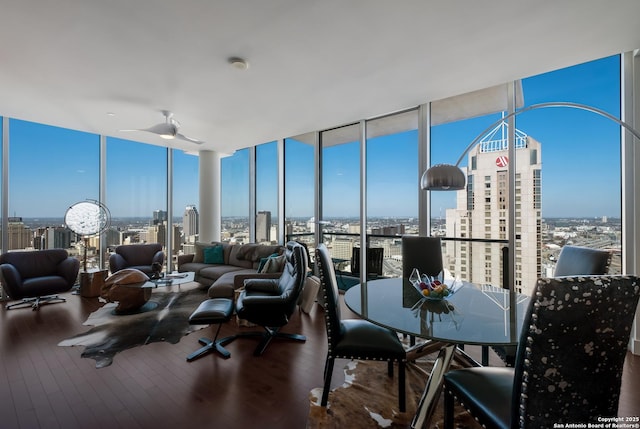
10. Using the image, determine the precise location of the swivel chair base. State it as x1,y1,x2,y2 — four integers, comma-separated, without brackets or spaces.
187,325,236,361
186,298,235,361
235,327,306,356
6,295,66,311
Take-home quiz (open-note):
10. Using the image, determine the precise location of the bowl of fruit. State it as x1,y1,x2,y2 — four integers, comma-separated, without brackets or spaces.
409,269,452,301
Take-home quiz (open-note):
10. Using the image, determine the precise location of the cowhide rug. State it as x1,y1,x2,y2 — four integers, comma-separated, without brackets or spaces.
307,357,483,429
59,287,208,368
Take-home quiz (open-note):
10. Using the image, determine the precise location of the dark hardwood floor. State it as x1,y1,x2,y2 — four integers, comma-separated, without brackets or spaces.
0,288,638,429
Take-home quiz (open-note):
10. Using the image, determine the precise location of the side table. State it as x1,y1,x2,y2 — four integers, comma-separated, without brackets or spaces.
79,269,108,298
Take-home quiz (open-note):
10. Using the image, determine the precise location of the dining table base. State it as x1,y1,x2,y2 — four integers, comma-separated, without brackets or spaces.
410,344,457,429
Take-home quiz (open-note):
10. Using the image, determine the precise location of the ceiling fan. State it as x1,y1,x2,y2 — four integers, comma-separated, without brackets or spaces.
120,110,204,144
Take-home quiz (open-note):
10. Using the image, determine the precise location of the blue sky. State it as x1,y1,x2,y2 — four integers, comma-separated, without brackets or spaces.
4,54,622,219
274,54,621,219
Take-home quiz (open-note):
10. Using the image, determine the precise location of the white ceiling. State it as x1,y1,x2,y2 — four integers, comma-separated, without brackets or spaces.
1,1,639,155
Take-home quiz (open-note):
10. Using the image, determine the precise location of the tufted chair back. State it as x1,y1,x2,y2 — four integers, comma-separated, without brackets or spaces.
511,275,640,427
315,244,342,349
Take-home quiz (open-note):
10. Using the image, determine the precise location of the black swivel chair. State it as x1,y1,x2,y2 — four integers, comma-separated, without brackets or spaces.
443,275,640,429
316,243,407,412
492,244,612,366
234,241,308,356
0,249,80,310
109,243,165,276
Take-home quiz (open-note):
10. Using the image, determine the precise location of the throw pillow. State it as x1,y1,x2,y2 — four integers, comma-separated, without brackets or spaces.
193,241,216,263
257,252,280,272
259,254,286,274
203,245,224,264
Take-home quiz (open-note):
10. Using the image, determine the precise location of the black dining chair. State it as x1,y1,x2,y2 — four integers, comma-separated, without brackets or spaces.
351,246,384,280
401,235,443,281
443,275,640,429
492,244,612,366
315,244,407,412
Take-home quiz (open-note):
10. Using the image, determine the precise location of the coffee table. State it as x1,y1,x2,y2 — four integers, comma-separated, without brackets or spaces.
107,271,196,314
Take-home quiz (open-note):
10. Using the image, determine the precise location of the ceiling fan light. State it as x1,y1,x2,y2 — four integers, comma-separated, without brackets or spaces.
159,133,175,139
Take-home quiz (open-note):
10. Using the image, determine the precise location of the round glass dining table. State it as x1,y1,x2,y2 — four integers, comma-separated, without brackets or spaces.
344,277,529,346
344,278,530,428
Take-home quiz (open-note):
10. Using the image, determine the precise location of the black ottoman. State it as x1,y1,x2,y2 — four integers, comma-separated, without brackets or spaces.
187,298,235,361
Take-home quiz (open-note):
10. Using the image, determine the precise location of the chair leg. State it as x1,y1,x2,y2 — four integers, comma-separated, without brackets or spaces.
321,356,335,407
398,361,406,412
443,387,454,429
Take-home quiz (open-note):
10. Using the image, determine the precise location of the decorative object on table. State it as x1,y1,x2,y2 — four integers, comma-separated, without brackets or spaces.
58,286,208,368
64,199,111,273
0,249,80,310
409,268,456,300
307,357,482,429
150,261,163,279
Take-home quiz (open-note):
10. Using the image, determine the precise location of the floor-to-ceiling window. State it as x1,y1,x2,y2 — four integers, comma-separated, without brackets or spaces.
8,119,99,265
366,110,419,278
105,137,167,259
320,123,360,273
256,141,278,244
284,134,315,254
518,55,622,285
221,148,249,243
173,149,199,261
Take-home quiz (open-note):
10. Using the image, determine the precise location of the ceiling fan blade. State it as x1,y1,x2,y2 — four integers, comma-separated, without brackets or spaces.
145,123,177,136
176,133,205,144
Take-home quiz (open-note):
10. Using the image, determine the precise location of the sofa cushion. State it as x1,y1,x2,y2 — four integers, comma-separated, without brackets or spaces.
228,245,255,269
203,245,224,264
259,254,286,273
199,264,246,281
193,241,233,263
234,243,283,262
257,253,279,272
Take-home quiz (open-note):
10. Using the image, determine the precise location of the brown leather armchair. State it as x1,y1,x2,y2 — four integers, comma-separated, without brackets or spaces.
0,249,80,310
109,243,165,276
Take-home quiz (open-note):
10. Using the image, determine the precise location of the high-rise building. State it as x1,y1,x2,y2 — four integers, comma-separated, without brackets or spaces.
183,205,199,242
7,217,32,250
256,211,272,243
444,122,541,295
153,210,167,225
43,227,72,249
